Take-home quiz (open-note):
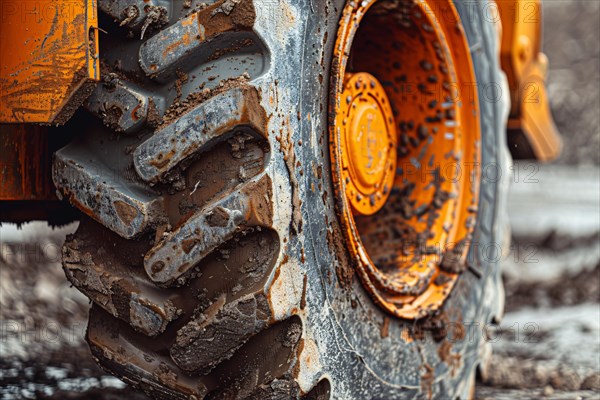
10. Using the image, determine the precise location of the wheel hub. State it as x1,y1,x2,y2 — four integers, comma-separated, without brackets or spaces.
339,73,397,216
329,0,482,319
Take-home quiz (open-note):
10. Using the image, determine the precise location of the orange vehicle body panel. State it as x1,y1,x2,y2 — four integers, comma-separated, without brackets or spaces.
497,0,562,160
0,0,99,124
0,124,54,200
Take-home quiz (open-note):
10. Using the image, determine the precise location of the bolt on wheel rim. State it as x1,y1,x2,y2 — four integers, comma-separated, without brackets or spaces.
329,0,482,319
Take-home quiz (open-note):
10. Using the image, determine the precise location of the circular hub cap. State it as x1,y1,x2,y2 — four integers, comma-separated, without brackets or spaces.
338,73,397,216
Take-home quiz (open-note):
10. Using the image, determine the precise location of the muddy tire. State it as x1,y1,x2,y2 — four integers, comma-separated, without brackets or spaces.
53,0,510,398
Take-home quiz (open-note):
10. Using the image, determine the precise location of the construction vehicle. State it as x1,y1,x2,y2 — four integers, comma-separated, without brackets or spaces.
0,0,561,398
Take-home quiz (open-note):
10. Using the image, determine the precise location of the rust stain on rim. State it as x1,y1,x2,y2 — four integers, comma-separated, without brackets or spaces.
329,0,482,319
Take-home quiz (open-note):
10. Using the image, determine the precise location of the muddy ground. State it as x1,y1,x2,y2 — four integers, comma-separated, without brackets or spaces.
2,163,598,400
473,2,600,395
475,163,600,399
1,0,599,399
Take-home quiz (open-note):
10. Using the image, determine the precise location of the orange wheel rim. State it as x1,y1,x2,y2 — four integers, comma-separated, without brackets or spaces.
329,0,481,319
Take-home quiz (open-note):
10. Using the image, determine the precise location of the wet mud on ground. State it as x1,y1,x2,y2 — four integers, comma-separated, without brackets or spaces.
1,0,599,399
0,223,146,399
2,168,598,400
475,1,600,397
475,163,600,399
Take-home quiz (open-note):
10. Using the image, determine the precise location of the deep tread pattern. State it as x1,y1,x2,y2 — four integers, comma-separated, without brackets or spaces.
139,0,256,79
133,86,266,184
85,79,163,133
241,378,301,400
202,316,304,400
63,212,280,334
62,219,178,336
144,175,273,287
88,305,210,400
88,305,304,400
53,148,165,239
171,292,271,373
54,0,296,395
98,0,167,32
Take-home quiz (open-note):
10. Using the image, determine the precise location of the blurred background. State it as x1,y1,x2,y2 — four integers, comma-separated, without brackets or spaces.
1,0,599,398
476,0,600,398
